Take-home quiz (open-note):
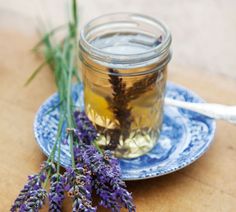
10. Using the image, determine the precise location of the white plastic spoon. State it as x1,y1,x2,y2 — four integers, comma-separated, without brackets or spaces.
164,97,236,124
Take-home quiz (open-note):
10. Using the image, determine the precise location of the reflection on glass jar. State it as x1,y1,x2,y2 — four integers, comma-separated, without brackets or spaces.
79,13,172,158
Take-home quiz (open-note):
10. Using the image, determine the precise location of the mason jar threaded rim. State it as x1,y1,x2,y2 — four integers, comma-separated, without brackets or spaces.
79,12,172,76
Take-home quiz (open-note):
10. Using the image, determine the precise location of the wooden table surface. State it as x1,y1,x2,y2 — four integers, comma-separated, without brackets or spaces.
1,29,236,212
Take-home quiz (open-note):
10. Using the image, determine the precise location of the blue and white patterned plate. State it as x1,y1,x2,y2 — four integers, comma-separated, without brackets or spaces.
34,82,216,181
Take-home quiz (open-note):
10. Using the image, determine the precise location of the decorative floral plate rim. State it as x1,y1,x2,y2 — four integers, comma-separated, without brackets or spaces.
34,82,216,181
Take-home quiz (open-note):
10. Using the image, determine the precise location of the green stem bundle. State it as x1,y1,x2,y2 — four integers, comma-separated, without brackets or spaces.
26,0,80,183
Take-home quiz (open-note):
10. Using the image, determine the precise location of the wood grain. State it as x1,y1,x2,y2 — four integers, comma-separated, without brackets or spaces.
0,30,236,212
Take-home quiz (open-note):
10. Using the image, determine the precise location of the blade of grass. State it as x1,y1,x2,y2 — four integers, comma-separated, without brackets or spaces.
32,23,68,52
72,0,78,27
24,59,50,86
72,0,79,80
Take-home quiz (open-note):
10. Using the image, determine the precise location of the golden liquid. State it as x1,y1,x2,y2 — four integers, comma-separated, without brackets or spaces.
80,33,167,158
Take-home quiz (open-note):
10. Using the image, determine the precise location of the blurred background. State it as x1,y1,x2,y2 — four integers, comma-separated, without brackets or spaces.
0,0,236,78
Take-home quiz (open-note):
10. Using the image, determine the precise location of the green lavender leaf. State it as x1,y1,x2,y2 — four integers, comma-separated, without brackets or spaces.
24,59,50,86
26,0,80,170
32,23,68,52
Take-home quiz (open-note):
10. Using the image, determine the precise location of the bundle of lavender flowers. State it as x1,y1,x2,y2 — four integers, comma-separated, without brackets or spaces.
11,0,135,211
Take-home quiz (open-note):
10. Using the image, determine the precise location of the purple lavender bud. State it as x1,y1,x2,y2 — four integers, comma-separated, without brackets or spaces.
74,111,98,145
73,145,121,211
74,144,97,167
73,198,96,212
94,179,121,211
19,188,47,212
73,143,135,211
10,175,38,212
40,161,56,173
72,111,135,211
63,167,96,211
10,161,54,211
49,174,65,212
92,150,135,212
102,151,135,212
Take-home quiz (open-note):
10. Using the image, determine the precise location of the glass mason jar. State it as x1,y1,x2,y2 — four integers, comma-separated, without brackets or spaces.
79,13,172,158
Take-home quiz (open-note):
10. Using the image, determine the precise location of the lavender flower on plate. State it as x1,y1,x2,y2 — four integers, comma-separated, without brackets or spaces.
49,173,65,212
64,167,96,212
73,111,136,212
74,111,98,145
92,150,135,212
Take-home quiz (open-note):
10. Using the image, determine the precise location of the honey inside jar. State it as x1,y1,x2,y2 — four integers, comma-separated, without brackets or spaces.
79,13,171,158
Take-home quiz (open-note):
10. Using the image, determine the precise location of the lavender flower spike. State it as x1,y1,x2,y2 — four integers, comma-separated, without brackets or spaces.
92,150,135,212
74,111,98,145
64,167,96,212
11,161,55,212
19,188,47,212
10,175,39,212
103,151,135,212
49,173,65,212
73,111,135,211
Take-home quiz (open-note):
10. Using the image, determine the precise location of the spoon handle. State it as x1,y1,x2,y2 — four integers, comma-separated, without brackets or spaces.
164,97,236,124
